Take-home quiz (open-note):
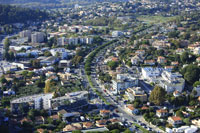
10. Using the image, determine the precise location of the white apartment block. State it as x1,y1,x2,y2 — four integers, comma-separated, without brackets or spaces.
160,71,185,93
57,37,66,46
10,91,88,113
19,30,31,40
11,93,54,113
142,67,185,93
31,32,45,43
50,48,68,59
65,37,93,45
112,31,123,37
112,74,138,95
141,67,163,79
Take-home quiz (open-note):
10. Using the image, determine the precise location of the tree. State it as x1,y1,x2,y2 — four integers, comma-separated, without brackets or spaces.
168,31,179,38
44,80,51,93
181,65,200,84
180,52,189,63
28,109,37,120
133,99,141,108
130,35,136,42
30,59,40,68
176,110,183,118
44,51,52,56
149,86,166,105
111,129,120,133
107,61,119,70
22,70,28,81
72,130,82,133
124,129,132,133
0,75,7,84
4,38,10,51
183,118,190,125
193,81,200,87
27,72,34,77
181,32,190,40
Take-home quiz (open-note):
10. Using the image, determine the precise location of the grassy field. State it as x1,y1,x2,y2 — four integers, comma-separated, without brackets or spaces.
137,15,177,24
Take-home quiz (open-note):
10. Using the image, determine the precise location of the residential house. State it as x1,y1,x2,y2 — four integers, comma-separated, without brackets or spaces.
35,116,45,125
157,56,167,64
144,60,155,65
135,50,145,56
3,89,15,96
109,118,120,124
171,61,179,66
175,48,185,54
131,54,143,65
191,119,200,128
156,109,168,118
173,91,182,97
193,47,200,55
126,104,139,115
186,106,195,112
83,122,94,129
152,40,170,49
58,110,80,122
96,119,107,127
165,66,174,72
50,114,60,121
168,116,182,126
63,123,82,132
39,56,59,66
20,117,32,125
100,110,111,117
59,60,71,68
196,57,200,62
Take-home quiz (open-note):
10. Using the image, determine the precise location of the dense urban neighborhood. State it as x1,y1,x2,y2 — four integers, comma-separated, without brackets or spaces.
0,0,200,133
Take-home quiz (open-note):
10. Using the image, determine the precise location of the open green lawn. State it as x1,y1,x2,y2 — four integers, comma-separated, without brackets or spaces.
137,15,178,24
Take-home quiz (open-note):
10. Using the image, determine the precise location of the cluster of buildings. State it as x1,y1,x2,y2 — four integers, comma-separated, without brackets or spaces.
111,74,138,95
57,36,93,45
11,91,88,113
19,30,45,43
142,67,185,93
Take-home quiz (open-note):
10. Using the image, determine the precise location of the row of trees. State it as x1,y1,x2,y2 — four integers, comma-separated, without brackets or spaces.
85,40,117,75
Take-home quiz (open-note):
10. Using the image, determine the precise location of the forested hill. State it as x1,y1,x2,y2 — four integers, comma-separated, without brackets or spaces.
0,0,59,4
0,4,49,25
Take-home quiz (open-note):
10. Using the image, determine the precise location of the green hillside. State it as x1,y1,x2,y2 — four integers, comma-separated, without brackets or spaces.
0,4,49,24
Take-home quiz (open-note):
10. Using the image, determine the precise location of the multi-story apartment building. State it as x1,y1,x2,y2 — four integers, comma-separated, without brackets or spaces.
19,30,31,40
31,32,45,43
10,91,88,113
112,74,138,95
125,87,147,102
11,93,53,113
142,67,185,93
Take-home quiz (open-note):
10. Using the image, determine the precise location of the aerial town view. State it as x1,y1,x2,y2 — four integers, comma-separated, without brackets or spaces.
0,0,200,132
